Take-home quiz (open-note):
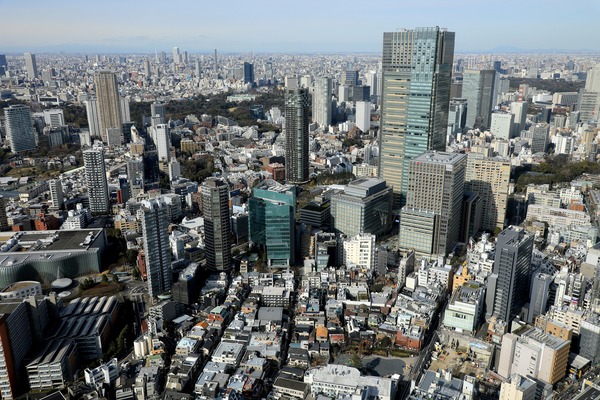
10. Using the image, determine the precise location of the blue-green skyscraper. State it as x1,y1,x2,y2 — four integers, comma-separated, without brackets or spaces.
249,181,296,267
378,27,455,210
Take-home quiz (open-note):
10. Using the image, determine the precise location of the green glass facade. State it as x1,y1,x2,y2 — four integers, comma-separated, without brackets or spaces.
249,185,296,266
379,27,455,210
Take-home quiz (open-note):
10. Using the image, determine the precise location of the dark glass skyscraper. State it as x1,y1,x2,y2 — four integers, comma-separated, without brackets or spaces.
284,87,310,184
463,69,496,130
202,178,231,271
486,227,534,322
378,27,455,209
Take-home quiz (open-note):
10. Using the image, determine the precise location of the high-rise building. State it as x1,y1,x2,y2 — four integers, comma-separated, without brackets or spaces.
511,101,528,135
154,124,171,162
94,71,122,142
490,112,514,140
85,99,100,138
141,198,172,298
462,69,496,129
0,196,8,231
243,62,254,84
341,70,359,86
120,97,131,123
24,52,38,80
284,87,310,184
49,179,64,210
447,98,467,138
0,54,7,75
172,47,180,64
355,101,371,132
379,27,455,209
486,227,534,322
330,178,392,238
528,272,552,324
201,178,231,272
465,153,510,232
150,102,166,123
365,71,378,98
3,105,36,153
521,123,549,154
399,152,466,257
83,145,110,214
249,181,296,267
0,302,34,400
585,64,600,93
312,77,332,129
579,313,600,364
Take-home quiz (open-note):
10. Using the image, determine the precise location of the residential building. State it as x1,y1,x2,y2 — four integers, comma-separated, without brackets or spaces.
83,145,110,214
49,179,63,210
284,87,310,184
4,105,36,153
342,234,376,272
94,71,122,142
312,77,332,129
141,198,172,297
378,27,455,209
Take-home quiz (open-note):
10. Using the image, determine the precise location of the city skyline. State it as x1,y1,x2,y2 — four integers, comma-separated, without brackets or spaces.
1,0,600,54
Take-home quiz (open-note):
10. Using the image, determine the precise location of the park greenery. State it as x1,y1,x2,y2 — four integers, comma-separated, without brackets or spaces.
514,154,600,192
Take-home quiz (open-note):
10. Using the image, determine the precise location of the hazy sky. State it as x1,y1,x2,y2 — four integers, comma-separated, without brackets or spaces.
1,0,599,53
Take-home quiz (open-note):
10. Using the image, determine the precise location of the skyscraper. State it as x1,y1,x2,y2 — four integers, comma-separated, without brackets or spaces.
24,52,37,80
284,87,310,184
312,77,332,129
151,102,166,123
154,124,171,162
49,179,64,210
141,198,172,298
486,226,534,322
83,145,110,215
85,99,100,138
94,71,122,142
398,151,466,257
173,47,180,64
202,178,232,271
465,153,510,232
0,54,7,75
462,69,496,129
0,196,8,231
3,105,36,153
243,62,254,84
379,27,455,209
